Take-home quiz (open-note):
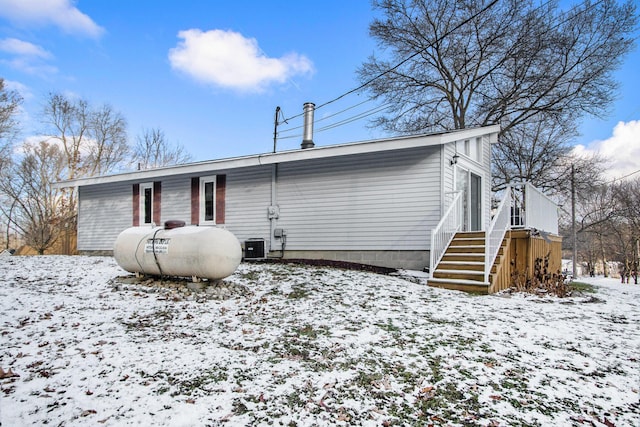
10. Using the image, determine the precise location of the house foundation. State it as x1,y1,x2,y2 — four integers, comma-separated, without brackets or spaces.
271,250,430,271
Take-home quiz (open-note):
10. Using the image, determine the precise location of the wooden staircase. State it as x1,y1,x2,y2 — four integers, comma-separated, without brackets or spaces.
428,231,510,294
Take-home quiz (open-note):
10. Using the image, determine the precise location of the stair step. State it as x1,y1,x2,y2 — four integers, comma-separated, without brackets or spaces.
455,231,485,238
444,245,485,253
438,261,485,271
442,254,485,262
428,277,490,286
427,277,491,294
433,270,486,281
442,252,485,257
434,268,484,276
449,238,486,246
440,260,485,265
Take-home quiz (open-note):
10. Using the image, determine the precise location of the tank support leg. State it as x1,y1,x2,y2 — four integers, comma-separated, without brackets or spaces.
191,275,202,283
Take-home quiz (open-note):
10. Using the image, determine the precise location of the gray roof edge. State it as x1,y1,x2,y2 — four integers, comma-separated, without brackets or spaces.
55,124,500,188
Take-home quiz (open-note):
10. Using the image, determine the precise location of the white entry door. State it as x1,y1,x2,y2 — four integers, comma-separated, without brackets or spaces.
456,168,482,231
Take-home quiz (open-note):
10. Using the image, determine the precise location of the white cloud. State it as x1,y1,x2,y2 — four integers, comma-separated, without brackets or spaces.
573,120,640,181
0,0,103,38
0,38,52,58
0,38,57,76
1,57,59,76
3,79,30,96
168,29,314,92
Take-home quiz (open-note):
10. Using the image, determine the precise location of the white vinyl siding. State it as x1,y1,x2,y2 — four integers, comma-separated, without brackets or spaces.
442,142,457,205
224,166,271,241
77,183,133,251
275,146,441,251
158,175,190,222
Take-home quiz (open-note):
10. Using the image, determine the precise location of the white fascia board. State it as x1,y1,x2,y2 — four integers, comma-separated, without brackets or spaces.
53,155,263,188
55,125,500,188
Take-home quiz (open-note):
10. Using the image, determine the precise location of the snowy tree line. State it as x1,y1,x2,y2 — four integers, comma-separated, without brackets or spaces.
0,79,192,254
568,178,640,283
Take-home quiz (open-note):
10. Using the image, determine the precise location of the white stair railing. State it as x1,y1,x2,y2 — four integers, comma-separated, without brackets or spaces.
524,182,558,234
429,191,463,279
484,186,512,283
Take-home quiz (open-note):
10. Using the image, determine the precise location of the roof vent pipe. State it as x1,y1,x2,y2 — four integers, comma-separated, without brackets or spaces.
301,102,315,149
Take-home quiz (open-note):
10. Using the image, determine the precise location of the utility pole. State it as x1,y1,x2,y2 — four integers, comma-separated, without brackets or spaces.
634,237,640,285
273,106,281,153
571,164,577,279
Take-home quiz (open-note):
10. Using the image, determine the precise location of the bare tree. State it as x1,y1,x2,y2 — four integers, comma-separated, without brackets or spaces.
0,78,22,169
570,177,640,281
0,170,24,250
86,103,129,176
41,93,129,238
0,78,23,249
132,127,192,169
493,119,606,194
0,141,67,254
358,0,637,190
612,178,640,283
42,92,129,180
573,183,618,276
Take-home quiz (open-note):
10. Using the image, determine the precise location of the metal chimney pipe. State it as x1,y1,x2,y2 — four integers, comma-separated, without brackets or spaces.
301,102,315,149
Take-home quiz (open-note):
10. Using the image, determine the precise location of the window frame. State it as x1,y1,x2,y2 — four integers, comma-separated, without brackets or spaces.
456,138,483,164
199,175,217,225
139,182,154,225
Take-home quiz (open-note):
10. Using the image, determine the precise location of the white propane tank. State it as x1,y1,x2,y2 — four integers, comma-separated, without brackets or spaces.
113,225,242,280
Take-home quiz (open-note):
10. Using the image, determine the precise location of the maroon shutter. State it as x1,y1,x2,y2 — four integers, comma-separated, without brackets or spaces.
191,177,199,225
132,184,140,226
153,181,161,225
216,175,226,224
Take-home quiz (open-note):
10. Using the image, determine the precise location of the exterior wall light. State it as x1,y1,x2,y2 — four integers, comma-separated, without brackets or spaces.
450,154,459,166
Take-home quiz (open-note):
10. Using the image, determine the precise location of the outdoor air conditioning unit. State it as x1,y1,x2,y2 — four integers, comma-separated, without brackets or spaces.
244,238,266,260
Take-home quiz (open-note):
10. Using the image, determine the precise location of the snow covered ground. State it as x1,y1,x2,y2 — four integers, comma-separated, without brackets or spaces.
0,255,638,426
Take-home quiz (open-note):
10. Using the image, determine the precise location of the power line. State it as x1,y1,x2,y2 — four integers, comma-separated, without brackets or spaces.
315,103,392,133
279,0,502,125
276,0,606,141
277,100,388,137
277,98,376,135
604,168,640,184
276,103,392,140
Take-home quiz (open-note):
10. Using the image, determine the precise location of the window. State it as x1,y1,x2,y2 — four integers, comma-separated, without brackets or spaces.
140,182,153,225
191,175,225,225
456,138,482,163
199,176,216,224
133,182,160,226
474,137,482,162
455,139,470,157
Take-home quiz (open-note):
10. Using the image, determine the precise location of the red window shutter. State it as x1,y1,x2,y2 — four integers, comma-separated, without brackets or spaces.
191,177,199,225
216,175,226,224
132,184,140,226
153,181,161,224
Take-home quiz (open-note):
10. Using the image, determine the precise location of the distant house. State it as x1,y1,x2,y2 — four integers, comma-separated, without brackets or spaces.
58,106,559,293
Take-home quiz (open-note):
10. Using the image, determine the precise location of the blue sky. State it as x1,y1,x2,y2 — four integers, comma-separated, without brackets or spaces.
0,0,638,180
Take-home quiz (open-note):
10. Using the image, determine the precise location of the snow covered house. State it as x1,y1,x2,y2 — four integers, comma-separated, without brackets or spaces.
59,109,560,293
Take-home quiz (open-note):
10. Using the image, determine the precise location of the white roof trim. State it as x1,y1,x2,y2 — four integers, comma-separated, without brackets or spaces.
55,125,500,188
